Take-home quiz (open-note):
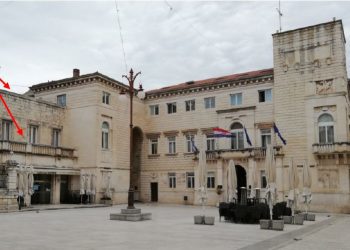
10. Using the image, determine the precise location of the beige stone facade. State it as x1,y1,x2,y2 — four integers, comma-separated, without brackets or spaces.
0,20,349,213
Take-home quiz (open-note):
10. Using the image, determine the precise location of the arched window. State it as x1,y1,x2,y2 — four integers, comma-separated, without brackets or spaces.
102,122,109,149
230,122,244,149
318,114,334,144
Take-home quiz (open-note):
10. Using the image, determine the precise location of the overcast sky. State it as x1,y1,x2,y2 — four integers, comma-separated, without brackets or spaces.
0,1,350,93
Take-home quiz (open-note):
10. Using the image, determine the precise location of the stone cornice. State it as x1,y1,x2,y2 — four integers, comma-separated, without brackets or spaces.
163,130,179,136
30,72,129,93
216,106,256,114
181,129,198,135
145,69,274,100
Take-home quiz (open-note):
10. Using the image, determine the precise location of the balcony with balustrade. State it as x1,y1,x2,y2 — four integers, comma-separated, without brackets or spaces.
312,142,350,155
205,146,283,160
0,140,77,159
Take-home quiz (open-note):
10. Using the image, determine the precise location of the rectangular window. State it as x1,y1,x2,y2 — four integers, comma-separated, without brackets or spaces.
185,100,195,112
167,102,177,114
186,134,195,153
261,170,267,188
259,89,272,103
206,137,215,151
207,172,215,188
168,136,176,154
52,129,61,147
102,92,110,105
204,97,215,109
1,120,12,141
230,93,242,106
149,105,159,116
231,131,244,149
150,138,158,155
57,94,66,107
186,172,195,188
29,125,38,144
169,173,176,188
261,129,271,148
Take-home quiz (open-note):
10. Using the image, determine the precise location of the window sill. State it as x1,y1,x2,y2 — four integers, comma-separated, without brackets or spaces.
148,154,160,158
165,153,178,156
183,152,195,156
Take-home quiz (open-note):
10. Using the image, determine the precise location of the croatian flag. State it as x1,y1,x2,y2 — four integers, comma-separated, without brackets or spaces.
211,127,233,138
273,123,287,145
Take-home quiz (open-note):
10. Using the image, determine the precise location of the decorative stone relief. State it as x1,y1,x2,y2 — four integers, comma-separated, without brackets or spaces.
317,169,339,189
316,79,334,94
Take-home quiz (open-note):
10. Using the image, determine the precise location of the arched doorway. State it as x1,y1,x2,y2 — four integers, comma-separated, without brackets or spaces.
235,165,247,203
132,127,143,201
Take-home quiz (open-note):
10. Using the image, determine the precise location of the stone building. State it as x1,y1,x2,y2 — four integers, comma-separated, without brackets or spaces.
0,19,349,213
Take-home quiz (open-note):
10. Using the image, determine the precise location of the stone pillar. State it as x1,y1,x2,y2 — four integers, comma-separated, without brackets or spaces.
275,156,284,202
52,174,61,204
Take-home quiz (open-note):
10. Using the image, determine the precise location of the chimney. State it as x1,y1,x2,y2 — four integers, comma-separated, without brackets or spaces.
73,68,80,78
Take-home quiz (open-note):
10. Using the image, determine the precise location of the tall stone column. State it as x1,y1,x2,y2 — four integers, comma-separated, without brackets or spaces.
4,160,19,211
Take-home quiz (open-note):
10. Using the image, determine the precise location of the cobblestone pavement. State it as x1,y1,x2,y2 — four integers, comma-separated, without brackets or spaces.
0,203,346,250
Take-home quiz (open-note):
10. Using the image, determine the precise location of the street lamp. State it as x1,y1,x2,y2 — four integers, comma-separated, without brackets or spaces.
121,68,144,210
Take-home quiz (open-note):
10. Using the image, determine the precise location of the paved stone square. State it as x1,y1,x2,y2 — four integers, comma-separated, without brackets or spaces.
0,204,348,250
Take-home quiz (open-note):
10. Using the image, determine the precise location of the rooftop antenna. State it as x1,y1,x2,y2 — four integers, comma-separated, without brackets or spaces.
276,0,283,32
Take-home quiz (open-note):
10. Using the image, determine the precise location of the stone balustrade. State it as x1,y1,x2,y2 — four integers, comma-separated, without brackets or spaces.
312,142,350,154
205,146,283,160
0,140,77,158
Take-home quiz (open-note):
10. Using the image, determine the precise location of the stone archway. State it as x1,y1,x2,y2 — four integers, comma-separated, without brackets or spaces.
132,127,143,201
235,165,247,203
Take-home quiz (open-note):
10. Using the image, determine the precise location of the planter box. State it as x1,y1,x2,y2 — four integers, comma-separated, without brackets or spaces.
283,216,293,224
294,214,304,225
260,219,271,230
272,220,284,231
306,213,316,221
194,215,204,225
101,199,113,205
204,216,215,225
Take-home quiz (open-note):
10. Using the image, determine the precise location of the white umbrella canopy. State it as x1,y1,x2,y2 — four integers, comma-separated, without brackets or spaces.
250,161,258,198
28,166,34,196
105,173,112,199
288,159,300,216
302,161,312,213
264,145,276,220
17,166,25,197
90,174,96,196
80,173,85,195
85,174,91,195
198,148,208,207
227,160,237,202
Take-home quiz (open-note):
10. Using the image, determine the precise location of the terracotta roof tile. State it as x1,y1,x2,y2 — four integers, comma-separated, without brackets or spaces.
146,68,273,95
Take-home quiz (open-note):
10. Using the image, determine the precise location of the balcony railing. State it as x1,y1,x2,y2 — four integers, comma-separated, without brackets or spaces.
312,142,350,154
205,146,283,160
0,140,77,158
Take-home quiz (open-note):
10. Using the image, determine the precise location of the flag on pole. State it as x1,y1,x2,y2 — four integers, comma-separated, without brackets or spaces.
273,123,287,145
209,127,233,138
244,127,252,146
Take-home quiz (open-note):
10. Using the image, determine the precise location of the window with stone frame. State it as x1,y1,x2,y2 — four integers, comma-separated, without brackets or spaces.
230,122,244,150
185,134,196,153
168,173,176,188
206,136,216,151
168,136,176,154
102,122,109,149
230,93,242,106
102,92,110,105
1,120,12,141
167,102,177,114
258,89,272,103
207,172,215,188
29,125,39,144
185,99,195,112
149,138,158,155
204,97,215,109
261,128,271,147
57,94,66,107
186,172,195,188
318,113,334,144
260,170,267,188
149,104,159,116
52,129,61,147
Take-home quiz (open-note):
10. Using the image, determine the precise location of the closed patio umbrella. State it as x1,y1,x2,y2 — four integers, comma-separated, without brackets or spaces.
105,173,112,199
80,173,85,195
302,161,312,213
227,160,237,202
17,166,24,197
288,159,299,216
265,145,276,221
250,161,258,198
197,143,207,213
28,166,34,196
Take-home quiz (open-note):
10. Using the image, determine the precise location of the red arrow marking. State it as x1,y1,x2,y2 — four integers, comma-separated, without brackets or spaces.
0,78,10,89
0,94,23,136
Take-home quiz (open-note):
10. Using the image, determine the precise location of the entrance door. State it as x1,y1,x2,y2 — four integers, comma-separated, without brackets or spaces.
60,175,69,204
235,165,247,203
31,174,52,204
150,182,158,202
